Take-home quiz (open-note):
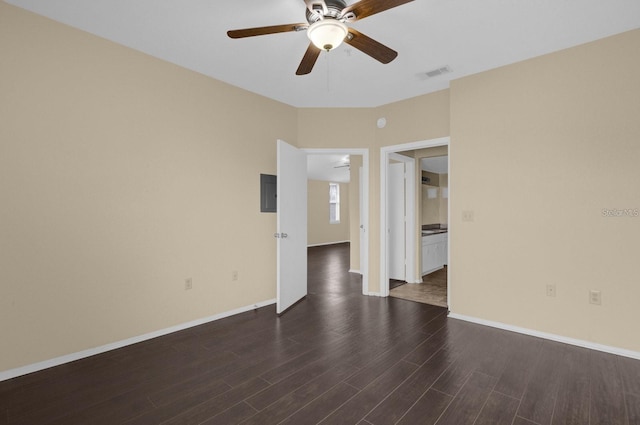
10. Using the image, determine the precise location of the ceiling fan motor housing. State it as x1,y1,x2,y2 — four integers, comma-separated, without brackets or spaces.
305,0,347,23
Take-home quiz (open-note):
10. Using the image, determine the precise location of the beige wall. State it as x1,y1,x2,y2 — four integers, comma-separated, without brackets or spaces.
421,185,441,225
374,91,451,147
0,2,297,372
307,180,350,246
450,29,640,352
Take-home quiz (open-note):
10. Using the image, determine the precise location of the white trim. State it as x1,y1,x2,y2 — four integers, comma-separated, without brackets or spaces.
448,313,640,361
385,137,450,153
446,153,451,309
0,298,276,382
303,148,369,296
349,269,362,274
307,240,350,247
380,137,450,297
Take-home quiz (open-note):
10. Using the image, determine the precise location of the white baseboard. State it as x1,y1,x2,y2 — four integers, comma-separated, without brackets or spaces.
0,298,277,382
307,240,350,248
448,312,640,360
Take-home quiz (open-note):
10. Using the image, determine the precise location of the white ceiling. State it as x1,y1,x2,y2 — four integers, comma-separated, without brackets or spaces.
6,0,640,108
421,156,448,174
307,154,351,183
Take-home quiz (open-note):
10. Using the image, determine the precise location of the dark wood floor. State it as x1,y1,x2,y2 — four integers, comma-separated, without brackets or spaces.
2,243,639,425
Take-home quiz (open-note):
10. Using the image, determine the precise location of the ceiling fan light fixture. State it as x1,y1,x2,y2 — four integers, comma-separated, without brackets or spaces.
307,19,348,51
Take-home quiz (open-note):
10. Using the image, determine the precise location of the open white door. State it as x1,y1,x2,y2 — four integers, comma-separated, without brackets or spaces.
276,140,307,314
388,162,405,280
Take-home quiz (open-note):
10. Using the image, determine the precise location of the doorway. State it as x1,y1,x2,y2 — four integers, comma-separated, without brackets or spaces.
303,148,370,295
391,152,449,306
380,137,450,307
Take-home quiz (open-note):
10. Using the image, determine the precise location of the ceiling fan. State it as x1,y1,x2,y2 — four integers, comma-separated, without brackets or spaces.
227,0,414,75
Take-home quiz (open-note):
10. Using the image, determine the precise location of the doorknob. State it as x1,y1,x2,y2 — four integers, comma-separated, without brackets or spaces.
281,233,288,238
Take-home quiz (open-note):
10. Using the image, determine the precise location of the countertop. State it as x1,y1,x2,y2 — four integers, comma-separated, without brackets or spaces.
422,229,448,236
422,224,447,236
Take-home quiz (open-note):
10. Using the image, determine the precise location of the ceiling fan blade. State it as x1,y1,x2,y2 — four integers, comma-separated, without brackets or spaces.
227,23,308,39
296,43,322,75
344,28,398,64
340,0,414,21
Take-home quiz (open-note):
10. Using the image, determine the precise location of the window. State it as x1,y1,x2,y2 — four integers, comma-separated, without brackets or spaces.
329,183,340,224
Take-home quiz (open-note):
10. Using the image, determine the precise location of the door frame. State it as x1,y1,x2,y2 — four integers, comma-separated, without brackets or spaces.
303,148,370,295
380,137,450,298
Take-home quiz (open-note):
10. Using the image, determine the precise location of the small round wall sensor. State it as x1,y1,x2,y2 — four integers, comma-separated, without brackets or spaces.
376,117,387,129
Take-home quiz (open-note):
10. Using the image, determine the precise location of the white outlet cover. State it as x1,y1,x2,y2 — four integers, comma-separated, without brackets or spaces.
546,284,556,297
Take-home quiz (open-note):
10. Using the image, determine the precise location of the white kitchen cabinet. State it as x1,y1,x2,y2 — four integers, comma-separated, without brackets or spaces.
421,233,448,275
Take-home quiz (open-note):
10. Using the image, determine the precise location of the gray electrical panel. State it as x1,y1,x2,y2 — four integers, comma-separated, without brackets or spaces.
260,174,277,213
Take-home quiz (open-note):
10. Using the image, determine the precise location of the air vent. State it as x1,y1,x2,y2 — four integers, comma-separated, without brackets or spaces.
423,66,452,79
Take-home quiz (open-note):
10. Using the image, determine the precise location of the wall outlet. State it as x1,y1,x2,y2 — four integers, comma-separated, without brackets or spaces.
589,290,601,305
232,271,238,281
546,284,556,297
185,278,193,290
462,210,475,222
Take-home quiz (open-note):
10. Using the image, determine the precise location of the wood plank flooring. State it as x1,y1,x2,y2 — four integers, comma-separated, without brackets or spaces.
1,242,639,424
